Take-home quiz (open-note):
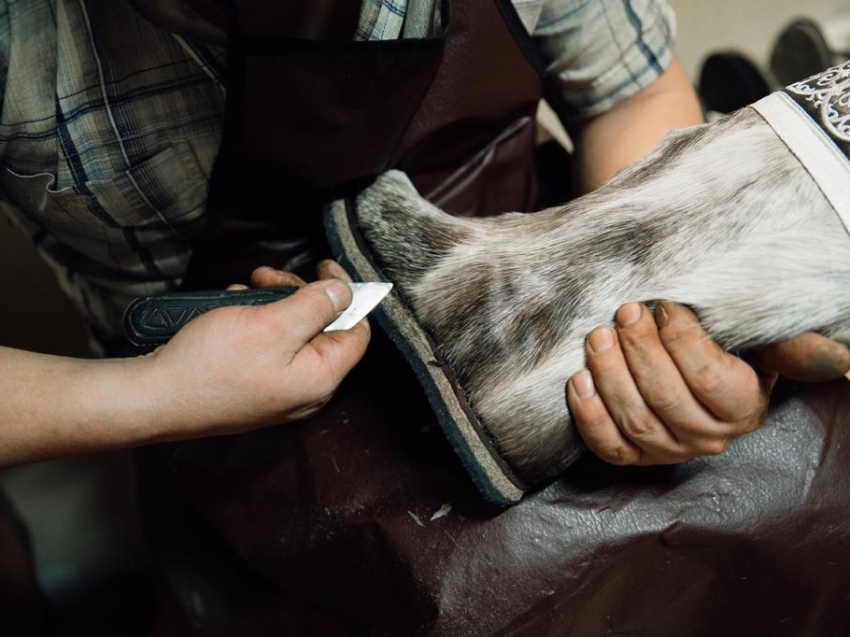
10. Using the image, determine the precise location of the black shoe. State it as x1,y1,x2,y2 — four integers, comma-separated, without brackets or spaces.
770,18,836,85
698,52,770,115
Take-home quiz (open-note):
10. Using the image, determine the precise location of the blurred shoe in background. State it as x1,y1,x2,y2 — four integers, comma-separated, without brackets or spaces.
698,51,770,120
770,15,850,85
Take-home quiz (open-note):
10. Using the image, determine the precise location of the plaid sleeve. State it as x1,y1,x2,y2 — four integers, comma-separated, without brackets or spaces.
533,0,677,120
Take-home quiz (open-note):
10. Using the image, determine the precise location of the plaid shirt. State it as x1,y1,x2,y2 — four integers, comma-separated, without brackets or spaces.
0,0,675,349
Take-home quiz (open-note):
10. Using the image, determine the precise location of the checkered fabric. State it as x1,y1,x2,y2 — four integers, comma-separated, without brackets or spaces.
0,0,675,349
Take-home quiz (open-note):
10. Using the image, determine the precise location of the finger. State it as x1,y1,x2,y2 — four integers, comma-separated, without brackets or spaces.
656,302,770,424
567,369,642,465
751,332,850,382
250,266,307,289
303,319,372,387
614,303,714,433
585,325,680,450
315,260,368,334
262,279,353,346
316,259,353,283
226,284,249,291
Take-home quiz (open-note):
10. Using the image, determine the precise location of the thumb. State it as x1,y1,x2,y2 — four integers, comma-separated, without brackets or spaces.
263,279,352,346
752,332,850,382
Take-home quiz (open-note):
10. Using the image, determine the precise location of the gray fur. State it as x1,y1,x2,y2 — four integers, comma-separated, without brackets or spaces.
355,106,850,484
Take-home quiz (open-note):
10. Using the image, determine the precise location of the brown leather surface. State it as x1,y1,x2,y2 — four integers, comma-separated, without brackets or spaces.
142,332,850,635
143,1,850,635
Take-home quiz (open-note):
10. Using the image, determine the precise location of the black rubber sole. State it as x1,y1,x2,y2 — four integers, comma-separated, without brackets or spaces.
324,196,527,506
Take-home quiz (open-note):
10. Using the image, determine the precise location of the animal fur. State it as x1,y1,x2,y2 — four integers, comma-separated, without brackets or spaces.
354,106,850,484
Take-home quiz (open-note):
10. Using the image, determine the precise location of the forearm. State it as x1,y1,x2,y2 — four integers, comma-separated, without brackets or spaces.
568,58,703,194
0,346,162,467
0,273,369,468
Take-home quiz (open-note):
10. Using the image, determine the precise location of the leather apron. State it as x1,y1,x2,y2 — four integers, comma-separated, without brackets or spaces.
180,0,542,289
138,3,850,635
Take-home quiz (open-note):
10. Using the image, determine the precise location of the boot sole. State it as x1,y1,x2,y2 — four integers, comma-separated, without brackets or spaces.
324,196,527,506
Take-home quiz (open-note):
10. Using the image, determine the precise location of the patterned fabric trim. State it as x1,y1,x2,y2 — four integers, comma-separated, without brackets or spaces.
784,61,850,146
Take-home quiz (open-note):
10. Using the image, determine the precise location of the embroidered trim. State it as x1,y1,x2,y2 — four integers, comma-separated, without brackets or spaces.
785,61,850,144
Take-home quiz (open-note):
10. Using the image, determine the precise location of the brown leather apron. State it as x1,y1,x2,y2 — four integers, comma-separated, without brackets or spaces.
138,2,850,635
180,0,541,289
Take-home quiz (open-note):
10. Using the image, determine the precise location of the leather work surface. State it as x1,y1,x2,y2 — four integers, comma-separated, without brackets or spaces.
141,331,850,636
135,1,850,634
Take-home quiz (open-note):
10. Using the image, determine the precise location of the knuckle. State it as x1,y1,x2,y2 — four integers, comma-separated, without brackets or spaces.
618,324,658,350
619,411,658,438
658,313,700,346
740,410,766,434
597,444,637,466
641,386,682,414
691,364,729,398
700,438,731,457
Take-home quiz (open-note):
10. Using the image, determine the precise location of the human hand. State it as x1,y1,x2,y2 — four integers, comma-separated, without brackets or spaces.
749,331,850,382
566,302,788,466
140,260,370,441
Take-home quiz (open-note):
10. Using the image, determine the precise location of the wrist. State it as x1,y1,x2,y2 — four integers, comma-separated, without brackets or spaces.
0,348,171,466
130,347,238,444
59,354,169,452
115,350,207,446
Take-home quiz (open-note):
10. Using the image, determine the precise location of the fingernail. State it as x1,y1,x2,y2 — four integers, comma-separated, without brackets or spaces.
573,370,596,399
589,327,614,353
325,280,350,312
617,303,642,327
655,303,669,328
